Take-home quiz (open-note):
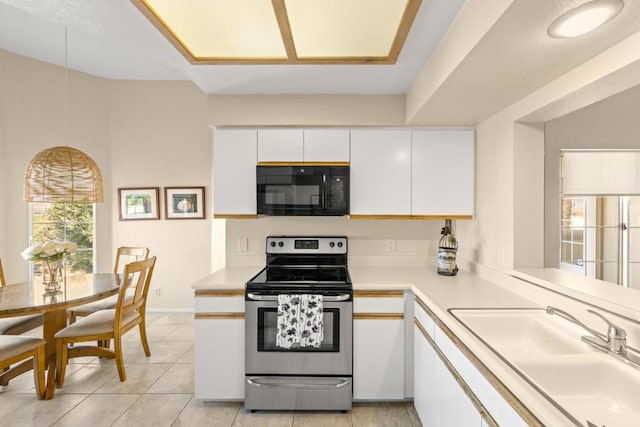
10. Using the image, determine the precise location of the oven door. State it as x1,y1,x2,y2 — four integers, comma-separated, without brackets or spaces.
245,294,352,376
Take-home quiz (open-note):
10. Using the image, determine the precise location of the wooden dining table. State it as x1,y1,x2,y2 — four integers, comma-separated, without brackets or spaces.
0,273,120,399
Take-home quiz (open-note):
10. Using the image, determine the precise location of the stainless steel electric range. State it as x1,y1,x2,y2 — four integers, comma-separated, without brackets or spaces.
244,236,353,411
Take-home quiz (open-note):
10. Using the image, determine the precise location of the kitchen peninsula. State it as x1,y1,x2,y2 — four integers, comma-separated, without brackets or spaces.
192,262,640,426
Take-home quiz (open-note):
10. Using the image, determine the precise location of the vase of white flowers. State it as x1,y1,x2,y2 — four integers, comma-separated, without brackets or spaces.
22,240,77,292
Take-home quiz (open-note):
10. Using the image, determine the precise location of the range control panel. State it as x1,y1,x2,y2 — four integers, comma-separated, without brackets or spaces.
266,236,347,255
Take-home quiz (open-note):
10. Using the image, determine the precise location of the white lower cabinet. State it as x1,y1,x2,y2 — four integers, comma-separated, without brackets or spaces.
414,298,528,427
433,348,481,426
414,321,481,426
354,316,404,399
194,294,245,400
413,323,436,425
353,293,405,400
414,299,482,427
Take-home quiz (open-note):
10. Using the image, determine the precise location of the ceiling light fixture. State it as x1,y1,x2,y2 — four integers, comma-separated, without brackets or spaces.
548,0,623,38
131,0,422,65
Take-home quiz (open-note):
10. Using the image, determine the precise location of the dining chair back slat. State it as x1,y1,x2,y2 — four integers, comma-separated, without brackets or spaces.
0,257,6,287
113,247,150,275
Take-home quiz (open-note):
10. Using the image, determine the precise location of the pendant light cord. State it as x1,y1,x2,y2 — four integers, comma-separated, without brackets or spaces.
64,26,68,148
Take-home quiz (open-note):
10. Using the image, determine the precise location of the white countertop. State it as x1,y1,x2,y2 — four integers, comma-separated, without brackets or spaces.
192,266,262,290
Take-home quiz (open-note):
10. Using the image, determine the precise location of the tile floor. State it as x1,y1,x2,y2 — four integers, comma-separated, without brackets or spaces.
1,312,422,427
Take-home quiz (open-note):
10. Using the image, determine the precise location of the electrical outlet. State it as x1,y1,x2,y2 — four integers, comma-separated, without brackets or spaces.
155,288,161,297
238,237,248,253
386,239,396,252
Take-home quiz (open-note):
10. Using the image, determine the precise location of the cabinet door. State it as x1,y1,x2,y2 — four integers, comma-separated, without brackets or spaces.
411,129,474,216
194,318,245,399
353,317,404,400
350,129,412,215
213,129,257,215
433,351,481,427
414,323,437,427
303,129,350,162
257,129,303,162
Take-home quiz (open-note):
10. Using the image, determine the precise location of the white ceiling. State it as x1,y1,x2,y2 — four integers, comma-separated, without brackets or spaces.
1,0,639,126
0,0,465,94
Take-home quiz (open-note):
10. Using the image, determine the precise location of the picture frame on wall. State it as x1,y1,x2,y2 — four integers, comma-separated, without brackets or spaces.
118,187,160,221
165,186,206,219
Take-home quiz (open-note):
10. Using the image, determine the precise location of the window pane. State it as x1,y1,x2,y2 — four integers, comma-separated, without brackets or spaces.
599,196,619,227
30,202,94,276
572,229,584,244
561,242,573,263
572,243,584,264
629,197,640,227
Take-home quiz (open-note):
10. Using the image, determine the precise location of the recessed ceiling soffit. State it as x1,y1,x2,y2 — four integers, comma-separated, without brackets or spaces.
131,0,422,65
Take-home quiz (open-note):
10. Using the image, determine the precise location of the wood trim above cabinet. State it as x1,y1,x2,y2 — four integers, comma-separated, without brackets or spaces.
350,214,472,220
212,214,258,219
194,290,245,297
257,161,350,167
354,290,404,298
411,215,473,220
194,313,245,320
354,313,404,320
349,214,413,220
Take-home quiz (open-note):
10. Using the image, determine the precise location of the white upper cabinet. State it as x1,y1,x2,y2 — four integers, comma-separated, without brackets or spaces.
350,129,412,216
257,129,304,162
411,129,474,217
258,128,349,163
303,129,350,162
213,129,257,216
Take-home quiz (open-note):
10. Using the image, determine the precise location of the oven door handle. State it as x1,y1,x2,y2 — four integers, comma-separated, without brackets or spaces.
246,377,350,389
246,293,351,302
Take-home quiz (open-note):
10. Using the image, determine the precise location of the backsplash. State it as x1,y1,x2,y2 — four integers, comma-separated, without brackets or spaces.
224,216,445,267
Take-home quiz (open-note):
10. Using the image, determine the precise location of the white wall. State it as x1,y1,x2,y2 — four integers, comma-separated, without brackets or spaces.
544,84,640,268
109,80,211,310
224,217,443,269
0,51,7,266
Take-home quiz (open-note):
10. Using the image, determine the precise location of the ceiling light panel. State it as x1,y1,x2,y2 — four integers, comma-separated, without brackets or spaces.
138,0,286,59
132,0,422,64
285,0,409,58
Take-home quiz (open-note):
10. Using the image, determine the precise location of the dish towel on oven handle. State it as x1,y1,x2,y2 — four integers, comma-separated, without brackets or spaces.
276,294,324,349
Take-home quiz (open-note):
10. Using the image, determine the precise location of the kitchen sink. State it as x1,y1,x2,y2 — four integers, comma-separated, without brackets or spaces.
519,354,640,427
449,307,640,426
449,308,593,359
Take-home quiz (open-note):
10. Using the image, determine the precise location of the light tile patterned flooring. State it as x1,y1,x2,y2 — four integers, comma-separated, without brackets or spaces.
1,313,422,427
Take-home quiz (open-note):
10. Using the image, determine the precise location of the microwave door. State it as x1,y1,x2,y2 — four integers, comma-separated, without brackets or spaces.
258,170,324,214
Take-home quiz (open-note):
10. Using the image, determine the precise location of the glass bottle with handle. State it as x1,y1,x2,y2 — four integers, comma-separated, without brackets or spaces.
438,219,458,276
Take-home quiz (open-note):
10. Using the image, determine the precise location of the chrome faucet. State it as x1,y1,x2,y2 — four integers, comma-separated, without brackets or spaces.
547,306,640,369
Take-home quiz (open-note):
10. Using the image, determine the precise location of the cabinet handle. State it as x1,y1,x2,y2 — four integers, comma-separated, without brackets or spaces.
246,377,350,389
247,293,351,302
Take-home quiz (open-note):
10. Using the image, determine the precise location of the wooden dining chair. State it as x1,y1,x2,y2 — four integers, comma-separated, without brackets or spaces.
55,256,157,386
0,257,44,335
68,247,150,323
0,335,47,399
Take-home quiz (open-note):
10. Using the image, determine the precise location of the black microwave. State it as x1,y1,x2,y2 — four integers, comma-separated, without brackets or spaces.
256,165,349,216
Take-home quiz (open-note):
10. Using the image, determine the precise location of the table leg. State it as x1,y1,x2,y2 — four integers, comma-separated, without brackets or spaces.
42,309,67,398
